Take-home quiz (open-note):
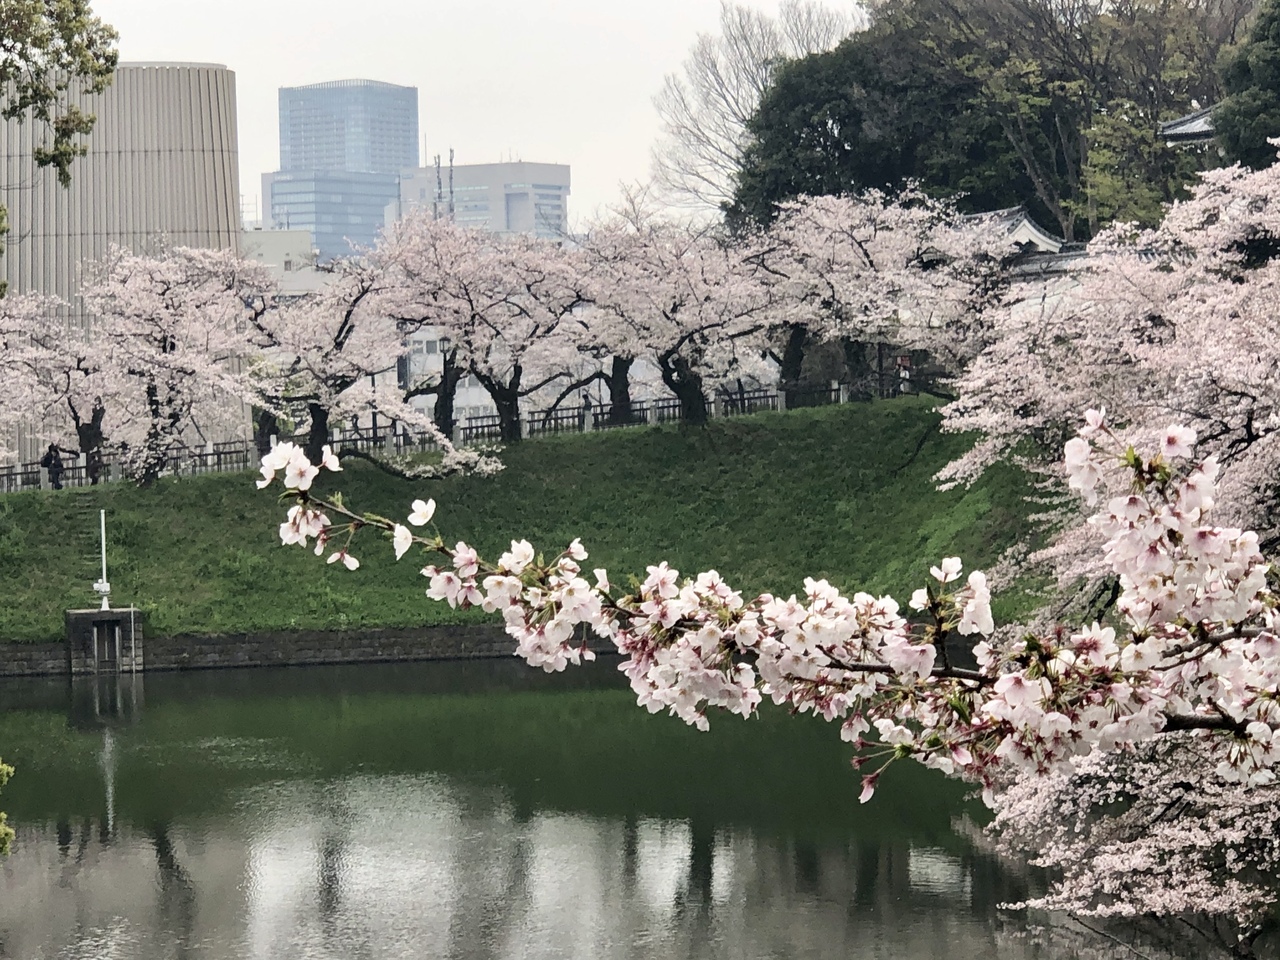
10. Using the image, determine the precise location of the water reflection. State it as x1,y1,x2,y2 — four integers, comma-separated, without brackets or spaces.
0,661,1234,959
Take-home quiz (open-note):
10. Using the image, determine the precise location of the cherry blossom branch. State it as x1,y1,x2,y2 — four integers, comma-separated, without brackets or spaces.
258,407,1280,805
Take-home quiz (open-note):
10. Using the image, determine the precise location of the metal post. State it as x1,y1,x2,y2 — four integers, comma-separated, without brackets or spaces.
777,389,788,413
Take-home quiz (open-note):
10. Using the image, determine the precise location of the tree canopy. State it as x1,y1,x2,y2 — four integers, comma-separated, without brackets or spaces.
1217,0,1280,168
729,0,1230,239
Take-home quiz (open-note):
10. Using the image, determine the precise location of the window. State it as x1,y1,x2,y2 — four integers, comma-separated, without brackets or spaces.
283,259,294,272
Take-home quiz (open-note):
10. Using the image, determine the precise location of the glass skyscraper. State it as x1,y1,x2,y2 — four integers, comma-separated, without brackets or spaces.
266,79,418,261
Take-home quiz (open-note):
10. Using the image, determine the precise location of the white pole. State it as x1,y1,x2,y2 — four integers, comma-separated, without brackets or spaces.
100,510,109,611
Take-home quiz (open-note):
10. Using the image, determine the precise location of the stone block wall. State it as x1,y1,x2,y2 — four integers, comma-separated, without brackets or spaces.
0,623,613,678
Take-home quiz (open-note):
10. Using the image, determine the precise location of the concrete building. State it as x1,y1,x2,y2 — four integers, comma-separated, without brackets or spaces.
265,79,418,261
0,62,243,460
390,161,571,240
0,62,241,303
240,228,324,296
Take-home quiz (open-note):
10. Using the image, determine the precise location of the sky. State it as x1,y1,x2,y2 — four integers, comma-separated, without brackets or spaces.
91,0,790,228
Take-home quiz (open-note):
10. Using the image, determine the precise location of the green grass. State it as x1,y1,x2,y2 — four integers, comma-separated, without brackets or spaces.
0,397,1034,643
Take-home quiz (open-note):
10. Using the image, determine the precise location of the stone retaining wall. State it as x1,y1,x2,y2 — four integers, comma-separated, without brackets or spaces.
0,624,611,678
0,642,67,677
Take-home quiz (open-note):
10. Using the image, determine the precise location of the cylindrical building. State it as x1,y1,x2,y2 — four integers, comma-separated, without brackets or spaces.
0,61,241,302
0,62,243,461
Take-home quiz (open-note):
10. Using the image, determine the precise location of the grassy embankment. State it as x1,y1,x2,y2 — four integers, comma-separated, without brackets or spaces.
0,397,1035,643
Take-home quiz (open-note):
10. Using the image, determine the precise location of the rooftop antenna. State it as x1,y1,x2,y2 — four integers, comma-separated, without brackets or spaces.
434,154,443,220
92,509,110,610
448,148,455,218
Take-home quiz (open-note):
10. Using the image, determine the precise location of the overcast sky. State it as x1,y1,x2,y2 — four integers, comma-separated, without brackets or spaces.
91,0,790,227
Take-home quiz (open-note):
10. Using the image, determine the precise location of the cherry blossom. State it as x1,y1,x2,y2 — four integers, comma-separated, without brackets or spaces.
257,408,1280,829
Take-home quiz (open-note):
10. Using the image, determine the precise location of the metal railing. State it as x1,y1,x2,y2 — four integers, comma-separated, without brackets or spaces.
2,379,890,493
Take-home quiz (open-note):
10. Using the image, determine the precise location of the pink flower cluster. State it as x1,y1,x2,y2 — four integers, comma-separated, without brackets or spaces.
260,408,1280,802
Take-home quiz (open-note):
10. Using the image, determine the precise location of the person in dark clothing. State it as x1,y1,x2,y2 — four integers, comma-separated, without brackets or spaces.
85,446,104,485
579,391,594,430
39,444,66,490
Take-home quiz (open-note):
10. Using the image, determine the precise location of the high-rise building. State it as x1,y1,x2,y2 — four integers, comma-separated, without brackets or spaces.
390,161,571,240
265,79,418,261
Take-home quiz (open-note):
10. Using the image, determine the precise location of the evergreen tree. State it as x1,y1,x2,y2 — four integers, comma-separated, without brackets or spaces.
1217,0,1280,168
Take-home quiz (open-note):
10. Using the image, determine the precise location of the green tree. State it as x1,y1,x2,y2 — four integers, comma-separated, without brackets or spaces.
0,0,118,292
730,0,1225,238
1217,0,1280,168
0,0,119,183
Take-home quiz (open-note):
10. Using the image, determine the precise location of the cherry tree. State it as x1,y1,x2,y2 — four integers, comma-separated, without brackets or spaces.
258,408,1280,943
941,155,1280,583
78,246,273,485
747,188,1012,392
376,213,589,442
240,251,456,464
581,212,774,425
988,735,1280,951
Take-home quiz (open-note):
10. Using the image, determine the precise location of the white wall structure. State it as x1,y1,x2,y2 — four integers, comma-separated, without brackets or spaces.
240,228,324,296
0,62,241,304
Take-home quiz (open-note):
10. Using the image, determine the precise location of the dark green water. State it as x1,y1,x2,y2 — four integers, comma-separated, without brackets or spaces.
0,659,1135,959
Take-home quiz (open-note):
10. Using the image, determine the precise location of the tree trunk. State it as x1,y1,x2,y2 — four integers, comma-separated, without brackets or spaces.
254,409,279,457
495,392,522,442
606,356,635,425
433,351,464,439
842,339,873,398
133,381,168,488
475,364,524,443
305,403,331,464
661,355,708,426
779,324,809,387
73,402,106,485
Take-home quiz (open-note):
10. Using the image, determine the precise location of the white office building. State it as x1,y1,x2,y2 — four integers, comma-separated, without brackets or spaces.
389,161,570,240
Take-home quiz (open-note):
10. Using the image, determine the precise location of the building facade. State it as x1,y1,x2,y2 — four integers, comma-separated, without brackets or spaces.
391,161,571,240
0,62,241,302
266,79,419,261
0,62,243,460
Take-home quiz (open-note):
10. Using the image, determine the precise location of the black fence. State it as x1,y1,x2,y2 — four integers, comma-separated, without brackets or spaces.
3,380,870,492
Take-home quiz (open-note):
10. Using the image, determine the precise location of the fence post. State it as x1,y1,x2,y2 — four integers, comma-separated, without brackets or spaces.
519,417,529,440
777,388,788,413
830,380,840,405
269,434,278,450
39,466,50,490
839,382,850,404
452,422,464,446
710,396,722,419
645,404,658,425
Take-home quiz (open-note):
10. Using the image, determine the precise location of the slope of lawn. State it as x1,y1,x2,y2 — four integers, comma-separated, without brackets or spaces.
0,397,1034,643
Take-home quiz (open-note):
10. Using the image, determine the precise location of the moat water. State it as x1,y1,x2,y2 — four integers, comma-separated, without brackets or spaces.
0,658,1220,959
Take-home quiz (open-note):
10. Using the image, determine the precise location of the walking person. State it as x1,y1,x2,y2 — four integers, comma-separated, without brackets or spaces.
579,391,593,430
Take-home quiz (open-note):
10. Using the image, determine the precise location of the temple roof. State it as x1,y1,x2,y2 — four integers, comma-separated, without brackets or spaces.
1158,106,1215,145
